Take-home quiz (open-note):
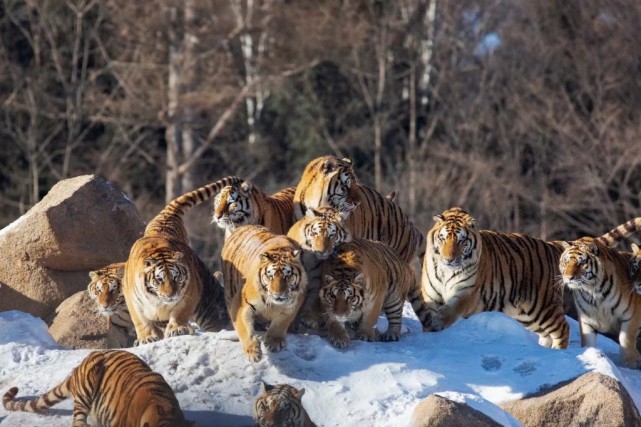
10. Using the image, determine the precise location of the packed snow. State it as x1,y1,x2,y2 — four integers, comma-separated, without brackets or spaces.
1,306,640,426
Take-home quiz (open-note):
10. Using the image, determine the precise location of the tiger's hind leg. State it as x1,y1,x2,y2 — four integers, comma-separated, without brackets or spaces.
541,310,570,350
619,315,641,369
380,293,403,342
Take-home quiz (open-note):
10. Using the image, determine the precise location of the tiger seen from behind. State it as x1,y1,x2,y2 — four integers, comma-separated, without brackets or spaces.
221,225,308,362
253,381,316,427
124,177,239,345
212,180,296,238
2,350,192,427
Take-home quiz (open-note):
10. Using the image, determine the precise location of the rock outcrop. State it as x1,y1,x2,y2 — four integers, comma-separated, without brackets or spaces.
412,394,502,427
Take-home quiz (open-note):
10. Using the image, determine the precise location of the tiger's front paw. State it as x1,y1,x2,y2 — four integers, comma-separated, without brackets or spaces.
264,334,286,353
134,335,160,346
425,314,444,332
622,353,641,370
380,330,400,342
244,337,263,362
165,324,192,338
300,312,320,330
355,330,376,342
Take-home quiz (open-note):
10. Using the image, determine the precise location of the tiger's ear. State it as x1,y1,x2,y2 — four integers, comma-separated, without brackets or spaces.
305,208,319,218
323,274,335,283
259,381,273,394
260,253,272,263
588,242,599,255
292,249,301,259
632,243,640,254
297,387,305,399
341,157,352,165
468,218,478,229
433,214,445,224
115,264,125,276
89,270,99,280
143,258,156,272
561,241,571,249
240,181,253,193
171,251,185,262
339,202,359,221
353,272,366,286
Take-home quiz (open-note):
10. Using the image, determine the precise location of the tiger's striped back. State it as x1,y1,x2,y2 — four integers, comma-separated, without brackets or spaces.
254,382,316,427
293,155,423,262
211,181,295,238
3,350,191,426
145,176,243,242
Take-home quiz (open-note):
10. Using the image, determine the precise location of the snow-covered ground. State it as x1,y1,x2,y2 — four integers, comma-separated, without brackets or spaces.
1,306,640,427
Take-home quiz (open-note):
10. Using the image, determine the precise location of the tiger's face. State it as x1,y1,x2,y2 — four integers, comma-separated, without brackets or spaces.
559,239,602,294
87,265,125,316
305,156,356,211
300,207,352,259
143,252,189,304
211,182,253,231
254,382,307,427
320,271,365,322
429,207,480,269
630,243,641,294
259,249,303,305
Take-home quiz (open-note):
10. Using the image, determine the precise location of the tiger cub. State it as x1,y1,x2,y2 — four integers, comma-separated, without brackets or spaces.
560,237,641,368
2,350,192,426
124,177,240,345
320,238,435,348
211,180,295,238
254,381,316,427
221,225,308,362
86,262,134,336
293,155,423,262
422,207,641,350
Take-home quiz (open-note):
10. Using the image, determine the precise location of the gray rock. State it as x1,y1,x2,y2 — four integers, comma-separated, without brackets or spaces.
412,394,502,427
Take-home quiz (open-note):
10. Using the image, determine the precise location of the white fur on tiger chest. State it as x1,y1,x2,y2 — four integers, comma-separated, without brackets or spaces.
425,256,477,304
137,294,185,322
578,298,621,335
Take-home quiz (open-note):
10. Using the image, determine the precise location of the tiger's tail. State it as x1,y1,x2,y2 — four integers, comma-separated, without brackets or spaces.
3,379,71,413
595,217,641,248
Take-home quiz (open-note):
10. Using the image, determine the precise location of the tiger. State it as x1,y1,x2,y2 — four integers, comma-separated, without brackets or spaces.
631,243,641,294
86,262,134,335
2,350,192,427
292,155,423,262
253,381,316,427
422,207,641,350
560,237,641,368
319,237,436,348
211,180,296,238
124,177,240,345
221,225,308,362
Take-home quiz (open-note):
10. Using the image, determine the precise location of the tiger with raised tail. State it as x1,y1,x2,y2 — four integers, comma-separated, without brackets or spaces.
2,350,192,426
319,237,435,348
293,155,423,262
254,381,316,427
211,180,295,238
87,262,135,346
124,177,239,345
221,225,308,362
560,235,641,368
422,208,641,349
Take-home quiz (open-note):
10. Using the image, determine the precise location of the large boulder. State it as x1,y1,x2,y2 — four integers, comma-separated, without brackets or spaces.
0,175,144,319
412,394,502,427
47,290,133,349
499,372,641,426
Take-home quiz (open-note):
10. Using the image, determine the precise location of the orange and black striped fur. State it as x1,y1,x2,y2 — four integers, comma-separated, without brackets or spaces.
560,235,641,369
211,180,295,238
124,177,239,345
319,237,435,348
631,243,641,294
87,262,135,346
253,381,316,427
2,350,191,427
221,225,308,362
293,155,423,262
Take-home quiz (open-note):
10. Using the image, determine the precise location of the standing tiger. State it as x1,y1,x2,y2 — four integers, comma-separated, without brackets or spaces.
253,381,316,427
422,207,641,349
124,177,240,345
293,155,423,262
2,350,192,426
221,225,308,362
211,180,296,238
87,262,135,344
320,237,435,348
560,237,641,368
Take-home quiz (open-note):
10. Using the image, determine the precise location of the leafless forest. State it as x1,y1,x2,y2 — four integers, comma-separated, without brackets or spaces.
2,0,641,268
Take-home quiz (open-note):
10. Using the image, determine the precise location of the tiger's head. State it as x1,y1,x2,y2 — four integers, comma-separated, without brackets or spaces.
143,251,190,304
428,207,480,269
258,248,304,305
298,156,357,212
293,207,353,259
320,270,365,322
630,243,641,294
87,262,126,316
559,238,604,295
254,382,309,427
211,181,253,231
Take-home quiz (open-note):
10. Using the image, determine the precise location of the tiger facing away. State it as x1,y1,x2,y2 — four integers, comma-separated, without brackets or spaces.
253,381,316,427
560,237,641,368
422,207,641,349
2,350,192,427
211,180,296,238
124,177,240,345
87,262,134,338
319,237,435,348
221,225,308,362
293,155,424,262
